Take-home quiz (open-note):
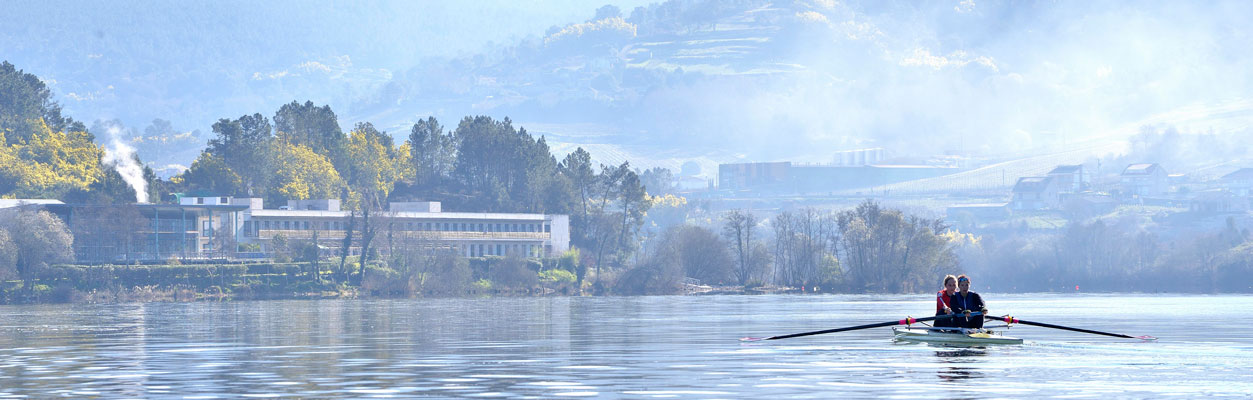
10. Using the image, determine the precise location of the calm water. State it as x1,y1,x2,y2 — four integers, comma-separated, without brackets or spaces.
1,294,1250,399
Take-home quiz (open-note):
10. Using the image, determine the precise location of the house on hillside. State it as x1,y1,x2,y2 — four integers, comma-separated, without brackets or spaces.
1221,168,1253,196
1047,164,1086,192
1119,163,1169,197
1010,176,1061,211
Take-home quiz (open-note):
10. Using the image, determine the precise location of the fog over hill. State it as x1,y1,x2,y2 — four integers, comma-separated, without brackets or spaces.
3,0,1251,173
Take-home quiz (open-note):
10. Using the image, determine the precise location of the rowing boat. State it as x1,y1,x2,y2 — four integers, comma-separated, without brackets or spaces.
891,326,1023,345
742,312,1153,343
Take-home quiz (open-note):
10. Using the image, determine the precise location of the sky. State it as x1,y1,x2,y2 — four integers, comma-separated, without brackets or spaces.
2,0,1251,172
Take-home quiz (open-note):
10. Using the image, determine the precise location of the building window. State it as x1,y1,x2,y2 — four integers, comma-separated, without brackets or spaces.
544,224,550,233
219,197,228,204
283,221,290,230
263,220,271,230
334,221,341,230
197,197,205,204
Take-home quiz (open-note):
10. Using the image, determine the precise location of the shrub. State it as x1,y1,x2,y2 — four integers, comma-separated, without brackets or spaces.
487,258,539,290
473,279,492,290
539,269,576,283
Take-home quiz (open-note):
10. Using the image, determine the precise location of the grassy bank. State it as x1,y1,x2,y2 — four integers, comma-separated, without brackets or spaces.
0,256,583,304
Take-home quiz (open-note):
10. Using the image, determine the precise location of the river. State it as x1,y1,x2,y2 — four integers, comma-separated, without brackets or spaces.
1,294,1250,398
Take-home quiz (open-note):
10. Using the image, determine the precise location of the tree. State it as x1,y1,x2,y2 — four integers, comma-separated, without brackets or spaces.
174,153,245,196
615,168,648,266
408,116,456,189
207,113,273,196
270,138,345,201
450,116,562,212
639,167,674,196
273,100,347,172
0,229,16,281
836,200,957,292
0,209,74,290
345,122,409,210
723,209,759,285
0,118,105,198
665,224,733,284
0,61,85,143
559,147,595,218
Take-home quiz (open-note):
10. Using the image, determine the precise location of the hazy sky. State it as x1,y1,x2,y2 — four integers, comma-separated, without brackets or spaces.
3,0,1251,170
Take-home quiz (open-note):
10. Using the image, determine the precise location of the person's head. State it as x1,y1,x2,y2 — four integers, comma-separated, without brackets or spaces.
957,274,971,294
942,274,957,293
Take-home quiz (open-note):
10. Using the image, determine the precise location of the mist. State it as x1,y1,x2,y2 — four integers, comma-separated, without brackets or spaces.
4,0,1251,169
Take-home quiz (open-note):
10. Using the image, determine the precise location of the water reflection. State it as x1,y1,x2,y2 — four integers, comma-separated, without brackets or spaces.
934,346,987,382
938,366,985,381
0,295,1251,398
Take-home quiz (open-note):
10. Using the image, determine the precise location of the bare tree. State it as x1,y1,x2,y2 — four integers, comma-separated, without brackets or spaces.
0,209,74,291
723,209,758,285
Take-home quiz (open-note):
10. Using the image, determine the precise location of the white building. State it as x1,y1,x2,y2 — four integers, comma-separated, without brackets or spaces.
216,198,569,259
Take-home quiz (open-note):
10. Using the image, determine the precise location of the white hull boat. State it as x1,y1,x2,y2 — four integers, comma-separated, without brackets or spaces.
892,327,1023,345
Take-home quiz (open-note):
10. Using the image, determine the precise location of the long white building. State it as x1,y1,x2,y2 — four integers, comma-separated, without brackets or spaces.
183,196,570,259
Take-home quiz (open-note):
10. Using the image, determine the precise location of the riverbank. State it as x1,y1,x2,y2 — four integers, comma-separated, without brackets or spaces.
0,259,574,305
1,260,816,304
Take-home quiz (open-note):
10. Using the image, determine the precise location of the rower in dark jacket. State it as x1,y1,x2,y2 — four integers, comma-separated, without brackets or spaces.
950,274,987,329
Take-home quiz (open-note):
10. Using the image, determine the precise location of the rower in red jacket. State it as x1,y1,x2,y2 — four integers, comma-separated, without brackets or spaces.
934,274,958,328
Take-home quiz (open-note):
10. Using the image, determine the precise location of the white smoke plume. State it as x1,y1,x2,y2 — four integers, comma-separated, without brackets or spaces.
103,126,149,203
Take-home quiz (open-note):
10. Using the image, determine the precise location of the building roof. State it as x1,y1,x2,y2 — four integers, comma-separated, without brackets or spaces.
1221,167,1253,181
248,209,558,220
1122,163,1164,176
1048,164,1083,174
1012,176,1054,193
135,203,250,212
0,199,65,209
947,203,1009,209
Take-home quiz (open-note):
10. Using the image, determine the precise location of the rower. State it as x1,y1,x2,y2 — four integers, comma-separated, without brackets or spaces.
934,275,958,330
951,274,988,329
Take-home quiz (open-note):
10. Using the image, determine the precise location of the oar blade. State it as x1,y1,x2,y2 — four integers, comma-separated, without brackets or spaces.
1136,335,1158,341
739,336,768,342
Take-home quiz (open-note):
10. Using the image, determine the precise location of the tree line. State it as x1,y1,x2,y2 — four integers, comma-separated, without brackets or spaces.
1,60,650,288
618,200,962,294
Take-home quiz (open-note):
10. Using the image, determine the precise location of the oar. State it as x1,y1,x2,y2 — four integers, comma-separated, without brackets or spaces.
987,315,1156,340
741,312,981,342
